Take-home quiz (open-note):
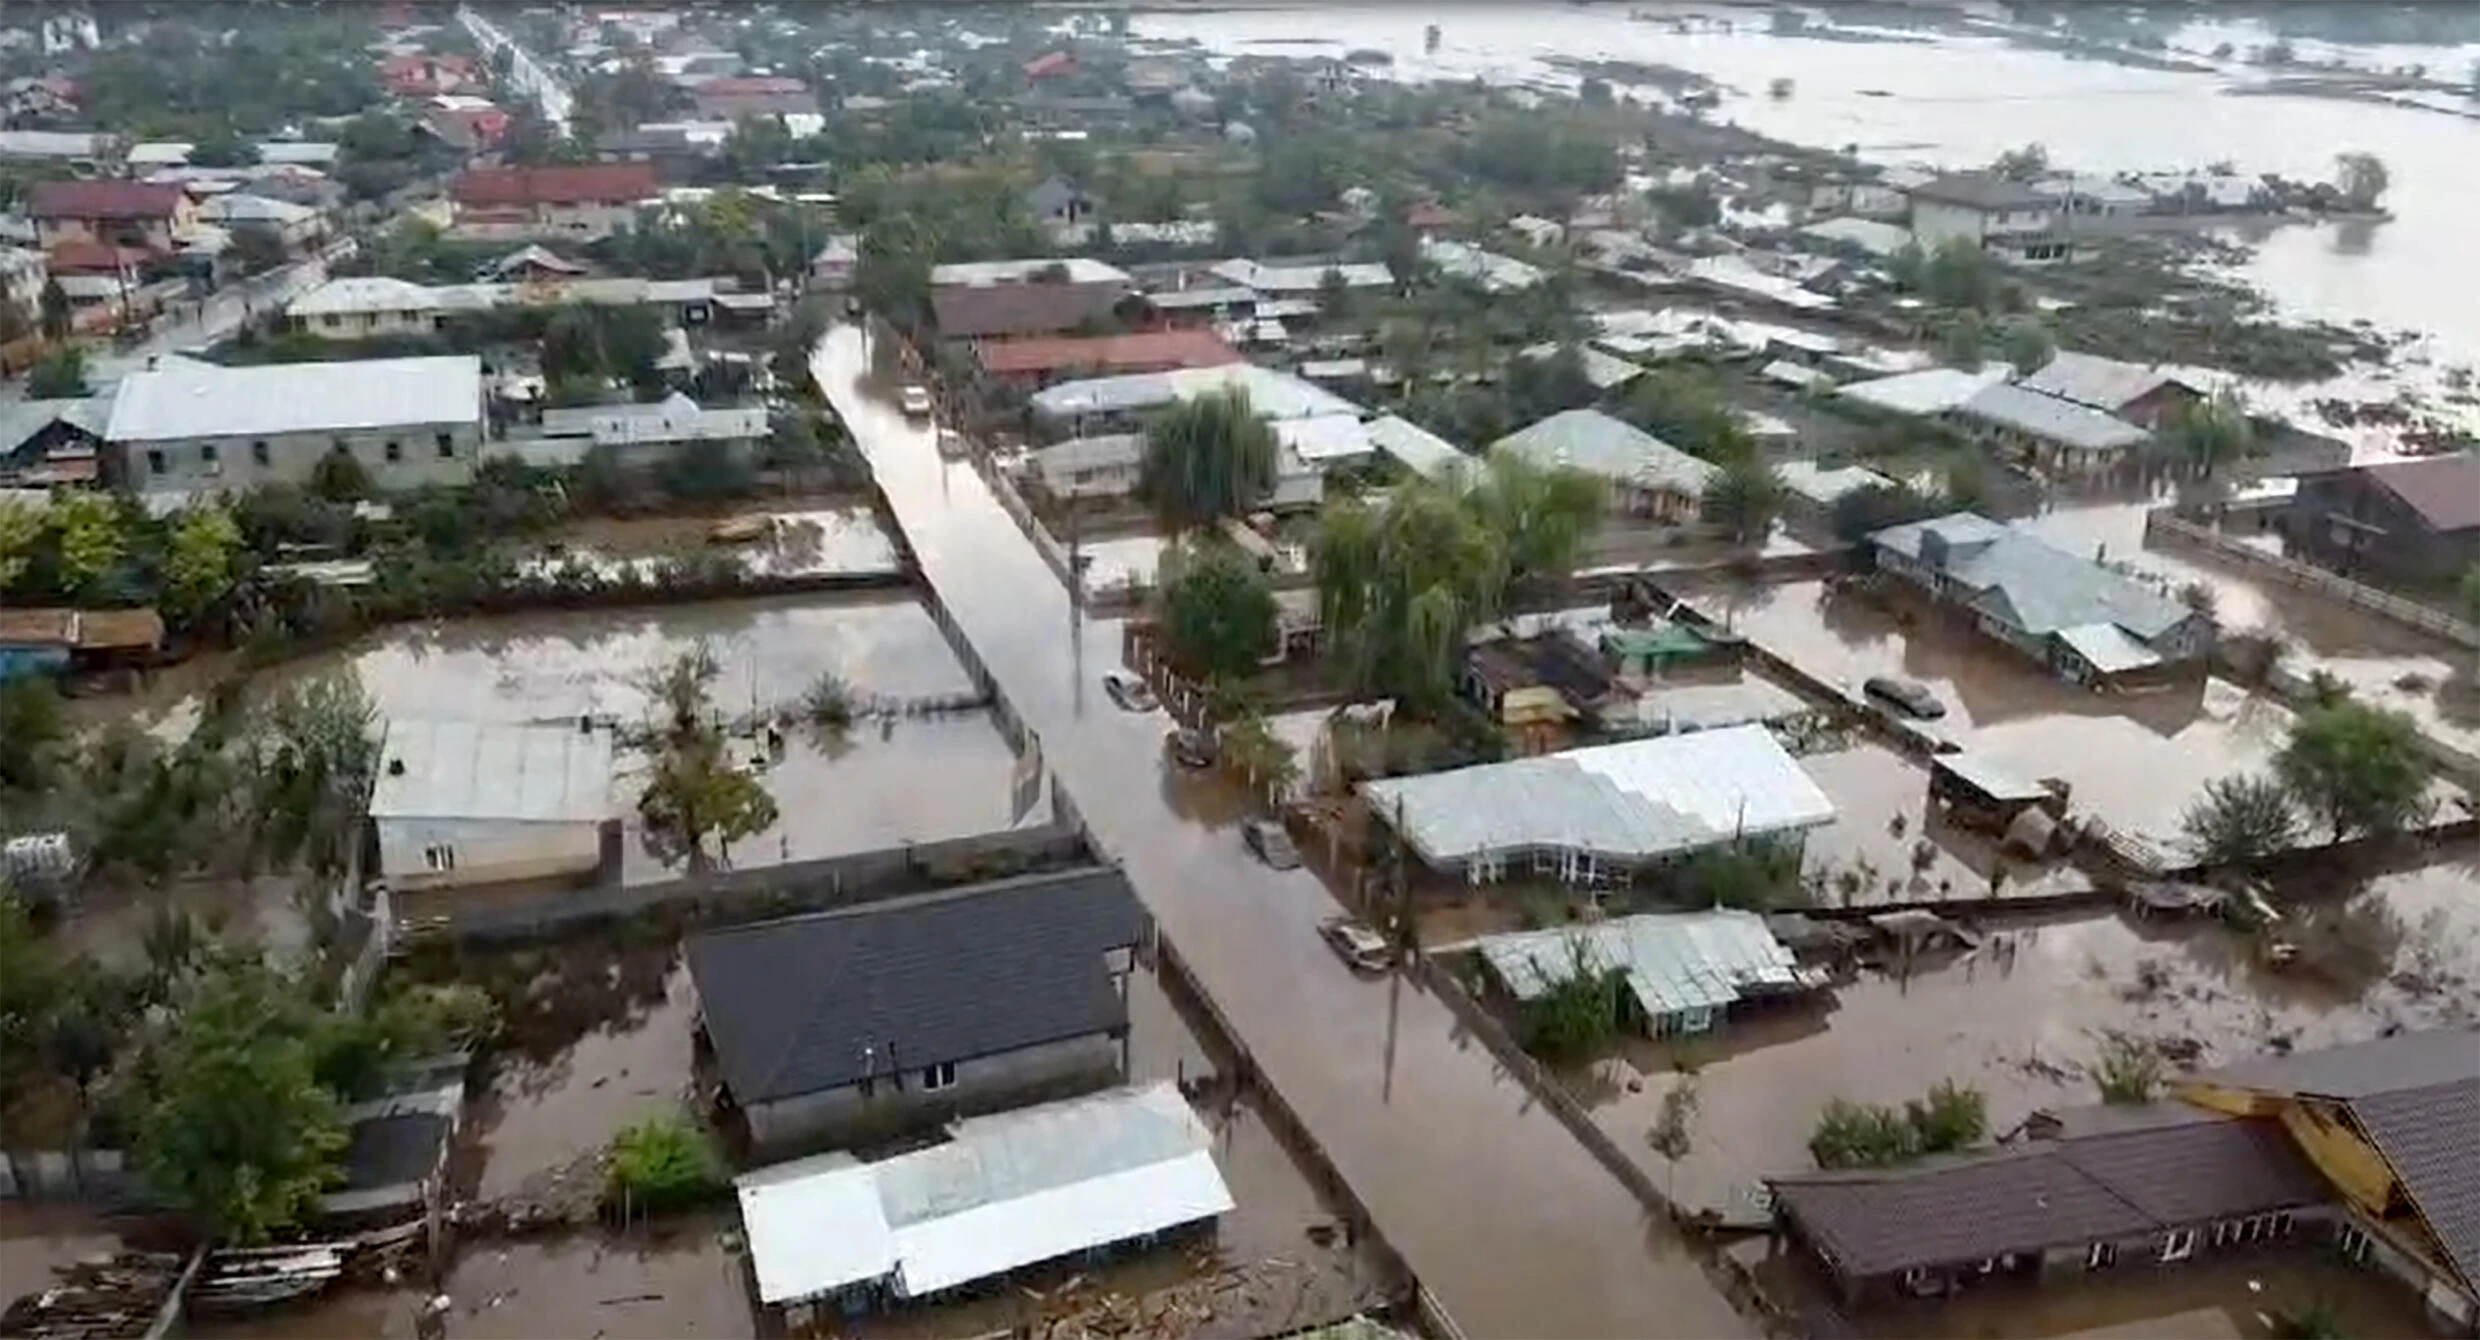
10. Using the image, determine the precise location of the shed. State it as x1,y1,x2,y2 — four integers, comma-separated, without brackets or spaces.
366,719,614,891
1476,909,1821,1037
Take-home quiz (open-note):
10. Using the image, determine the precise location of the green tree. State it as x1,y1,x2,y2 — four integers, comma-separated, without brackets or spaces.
309,445,374,501
1991,142,2050,181
0,676,67,791
1700,457,1785,543
1156,538,1277,682
2274,701,2434,841
1623,367,1750,461
2164,389,2256,475
245,673,379,876
1313,484,1503,708
856,215,935,331
604,1115,724,1218
1904,1079,1988,1153
162,502,243,624
1937,309,1988,368
133,959,348,1243
1830,482,1942,543
1465,450,1603,589
0,495,38,592
1998,317,2054,372
1139,388,1277,531
38,278,71,341
635,648,778,865
2333,151,2390,210
1520,938,1623,1062
2179,772,2299,868
1809,1098,1920,1168
47,490,126,599
27,346,89,398
1219,711,1300,804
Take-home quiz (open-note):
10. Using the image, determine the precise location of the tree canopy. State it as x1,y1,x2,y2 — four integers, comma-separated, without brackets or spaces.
1156,539,1278,683
2274,701,2433,841
1139,389,1277,531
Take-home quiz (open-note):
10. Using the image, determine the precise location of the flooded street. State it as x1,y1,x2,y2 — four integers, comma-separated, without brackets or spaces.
816,326,1752,1339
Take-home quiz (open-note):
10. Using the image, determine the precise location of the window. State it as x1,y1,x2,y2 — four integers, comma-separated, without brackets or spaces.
146,449,166,475
199,442,218,465
435,432,455,459
2159,1228,2197,1263
921,1060,957,1091
423,842,457,871
2085,1241,2117,1271
251,440,269,467
384,440,402,463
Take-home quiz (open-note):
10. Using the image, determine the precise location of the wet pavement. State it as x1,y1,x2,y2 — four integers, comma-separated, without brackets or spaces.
815,325,1750,1339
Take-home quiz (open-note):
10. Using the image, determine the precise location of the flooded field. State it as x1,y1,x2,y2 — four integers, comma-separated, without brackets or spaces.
1563,843,2480,1221
547,503,903,583
1073,530,1168,598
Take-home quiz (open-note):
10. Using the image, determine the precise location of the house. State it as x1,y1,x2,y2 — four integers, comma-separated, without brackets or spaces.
0,397,108,488
1027,361,1360,475
193,192,323,250
1776,460,1899,529
1808,175,1911,221
1950,381,2150,476
685,868,1146,1152
449,163,658,241
1868,512,2214,684
1836,365,2010,418
972,329,1239,389
516,391,768,471
1365,413,1470,482
1208,258,1392,295
0,607,163,682
2176,1028,2480,1331
1490,409,1719,523
381,51,478,98
735,1083,1231,1314
1359,724,1837,886
1026,433,1145,502
124,141,195,171
287,275,446,340
2031,173,2154,219
1023,175,1094,229
1520,341,1643,393
0,130,112,166
1477,910,1821,1038
1769,1103,2333,1308
367,719,615,892
1798,216,1915,260
480,243,590,283
2278,454,2480,587
27,179,192,251
808,233,858,289
2013,350,2204,429
1421,239,1544,292
420,96,513,154
928,257,1135,341
1905,173,2070,264
691,75,814,120
106,354,488,493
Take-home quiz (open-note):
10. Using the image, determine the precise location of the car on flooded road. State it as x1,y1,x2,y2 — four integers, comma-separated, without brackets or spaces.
898,384,933,416
1864,675,1947,719
1242,819,1301,869
1102,669,1158,712
1320,916,1394,972
1166,727,1216,769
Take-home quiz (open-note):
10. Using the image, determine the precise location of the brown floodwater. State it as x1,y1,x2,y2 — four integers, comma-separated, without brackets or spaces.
816,326,1753,1339
0,1202,120,1313
554,501,902,581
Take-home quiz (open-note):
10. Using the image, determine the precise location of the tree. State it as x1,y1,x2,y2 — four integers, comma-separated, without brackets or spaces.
309,445,373,502
604,1116,723,1218
0,495,38,592
27,346,89,398
1156,538,1277,682
635,648,778,865
1998,317,2054,372
38,277,70,341
246,673,379,876
1701,457,1784,543
0,675,66,791
1830,482,1942,544
47,490,125,600
1139,388,1276,531
1218,711,1300,804
1904,1079,1988,1153
162,502,243,624
1465,450,1603,589
1937,309,1988,368
855,215,935,331
2180,773,2299,868
1809,1098,1920,1168
1624,366,1749,461
2333,151,2390,210
2274,701,2434,841
132,959,347,1243
1990,142,2050,181
2163,389,2256,475
230,227,288,276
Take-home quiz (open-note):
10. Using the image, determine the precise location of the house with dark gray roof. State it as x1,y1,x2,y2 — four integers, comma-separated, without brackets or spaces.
1949,381,2151,477
2179,1027,2480,1332
686,868,1146,1153
1868,511,2213,684
1770,1103,2333,1307
2283,454,2480,588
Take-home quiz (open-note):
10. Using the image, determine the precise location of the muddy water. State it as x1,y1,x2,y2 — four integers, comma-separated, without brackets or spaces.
0,1203,120,1312
816,326,1753,1338
553,502,902,581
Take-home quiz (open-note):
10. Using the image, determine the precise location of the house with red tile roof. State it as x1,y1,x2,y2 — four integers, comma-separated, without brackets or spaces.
28,180,192,251
690,75,814,120
449,164,659,242
973,329,1241,388
1023,50,1076,81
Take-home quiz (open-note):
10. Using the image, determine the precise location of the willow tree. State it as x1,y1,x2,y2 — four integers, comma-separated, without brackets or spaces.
1140,388,1277,531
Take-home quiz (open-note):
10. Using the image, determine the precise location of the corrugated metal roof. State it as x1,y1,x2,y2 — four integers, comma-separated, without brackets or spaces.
1608,677,1811,735
2015,350,2178,412
1837,366,2010,416
1957,381,2150,453
735,1083,1232,1305
1776,460,1895,506
2057,622,2163,674
1274,413,1371,464
368,719,613,823
1492,409,1717,497
1479,910,1806,1021
1031,362,1359,423
1208,258,1390,293
106,355,482,441
1361,724,1835,868
1423,239,1544,292
1871,512,2190,643
1931,751,2052,803
1365,414,1468,480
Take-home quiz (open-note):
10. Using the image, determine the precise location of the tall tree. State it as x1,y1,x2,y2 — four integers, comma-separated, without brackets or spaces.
38,278,71,341
634,647,777,866
1139,388,1277,531
2332,151,2390,210
1156,538,1278,682
161,502,243,624
2163,389,2256,475
27,346,89,398
2274,701,2434,841
1700,457,1786,544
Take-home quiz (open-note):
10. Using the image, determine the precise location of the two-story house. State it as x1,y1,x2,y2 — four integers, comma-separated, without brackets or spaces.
105,354,487,494
1905,172,2071,264
27,179,192,252
449,164,657,242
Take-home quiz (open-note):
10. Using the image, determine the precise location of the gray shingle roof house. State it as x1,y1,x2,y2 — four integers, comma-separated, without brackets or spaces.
1868,511,2212,683
687,868,1146,1152
1951,381,2150,475
1491,409,1718,522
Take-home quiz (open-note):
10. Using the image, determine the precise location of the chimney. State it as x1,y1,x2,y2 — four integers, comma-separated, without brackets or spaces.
1919,525,1950,570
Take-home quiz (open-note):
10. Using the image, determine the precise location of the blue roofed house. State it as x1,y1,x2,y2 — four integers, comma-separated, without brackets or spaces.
1868,512,2214,684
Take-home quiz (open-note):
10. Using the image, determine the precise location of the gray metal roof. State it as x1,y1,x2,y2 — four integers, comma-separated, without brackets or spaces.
105,355,483,441
929,257,1131,287
1956,381,2150,453
1836,366,2008,416
2195,1026,2480,1100
1492,409,1718,497
1477,910,1808,1019
686,868,1144,1104
1365,414,1469,480
1208,258,1391,293
1361,724,1835,868
1871,511,2191,643
1030,362,1359,423
2015,350,2180,412
1423,239,1544,292
1931,751,2051,803
368,719,614,823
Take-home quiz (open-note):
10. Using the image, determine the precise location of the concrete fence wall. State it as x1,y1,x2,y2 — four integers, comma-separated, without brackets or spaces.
0,1147,148,1205
2146,510,2480,649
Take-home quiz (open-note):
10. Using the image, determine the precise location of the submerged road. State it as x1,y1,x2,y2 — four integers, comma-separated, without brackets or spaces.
814,327,1749,1340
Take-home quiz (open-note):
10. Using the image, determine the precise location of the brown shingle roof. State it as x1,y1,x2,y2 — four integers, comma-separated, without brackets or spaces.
451,164,658,208
2360,455,2480,534
1771,1115,2328,1279
932,283,1125,340
28,179,185,222
0,607,162,650
974,329,1239,377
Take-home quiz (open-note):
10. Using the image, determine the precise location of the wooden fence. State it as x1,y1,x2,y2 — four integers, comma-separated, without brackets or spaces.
2145,510,2479,649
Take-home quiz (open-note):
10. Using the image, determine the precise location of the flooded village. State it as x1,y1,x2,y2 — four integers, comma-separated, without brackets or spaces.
3,4,2479,1340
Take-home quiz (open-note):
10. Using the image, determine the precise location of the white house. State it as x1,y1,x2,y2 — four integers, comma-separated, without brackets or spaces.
288,276,447,340
1905,173,2070,264
517,392,769,471
368,719,615,891
106,355,487,493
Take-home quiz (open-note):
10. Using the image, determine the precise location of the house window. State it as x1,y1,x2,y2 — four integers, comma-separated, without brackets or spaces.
423,842,457,871
435,432,455,459
384,440,402,463
921,1060,957,1091
2160,1228,2198,1263
251,440,269,467
2086,1241,2118,1271
199,442,218,465
146,449,167,475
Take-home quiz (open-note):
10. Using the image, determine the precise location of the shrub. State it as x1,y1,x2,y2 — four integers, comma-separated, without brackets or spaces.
604,1116,724,1217
1809,1098,1920,1169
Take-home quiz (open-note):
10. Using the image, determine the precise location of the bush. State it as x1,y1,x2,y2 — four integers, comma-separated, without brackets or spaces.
2089,1032,2164,1104
604,1116,724,1217
1904,1078,1988,1153
1809,1098,1920,1169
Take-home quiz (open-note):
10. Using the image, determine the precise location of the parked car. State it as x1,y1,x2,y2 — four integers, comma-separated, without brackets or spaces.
1103,669,1158,713
1319,916,1394,972
1243,819,1301,869
898,384,933,416
1167,727,1216,769
1864,675,1946,719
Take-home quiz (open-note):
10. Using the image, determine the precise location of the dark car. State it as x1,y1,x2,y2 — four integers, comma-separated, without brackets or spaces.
1864,675,1946,720
1243,819,1301,869
1167,727,1216,768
